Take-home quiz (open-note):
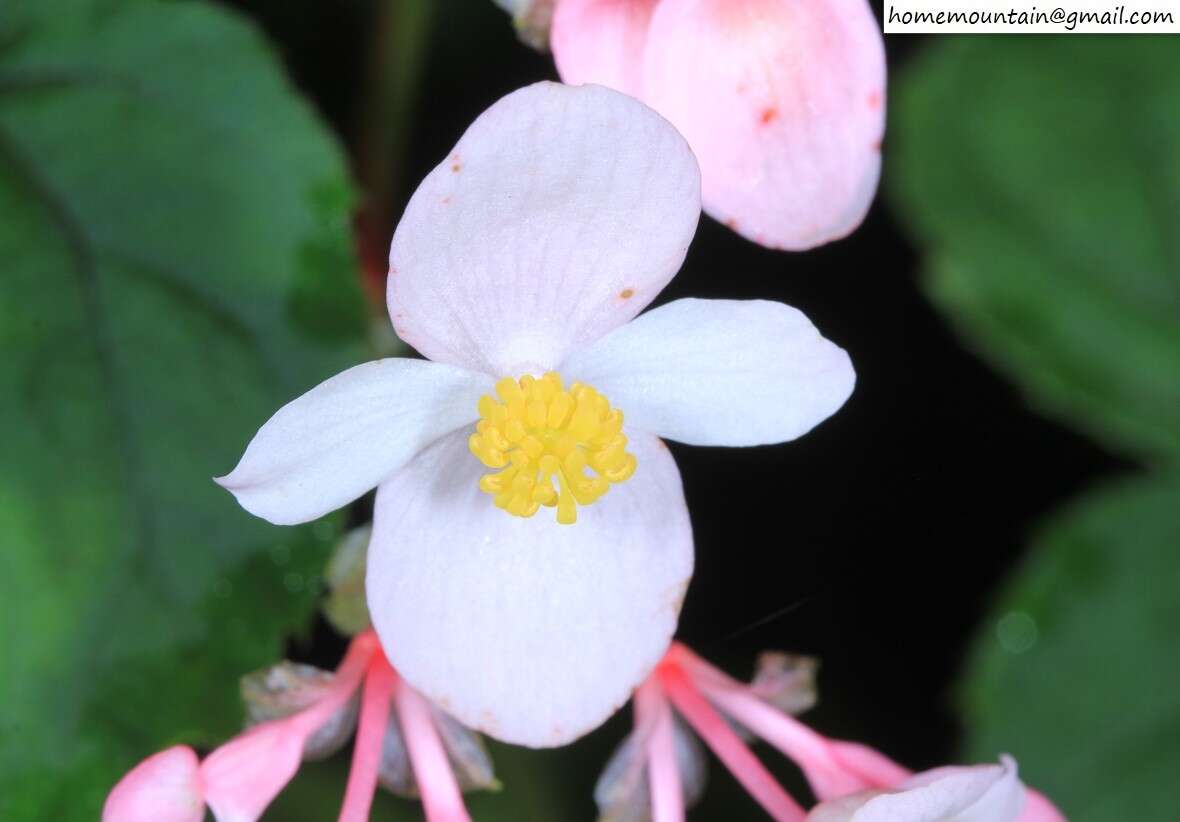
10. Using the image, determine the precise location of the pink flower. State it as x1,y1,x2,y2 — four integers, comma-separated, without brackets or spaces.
217,81,855,747
103,632,489,822
551,0,887,250
597,643,1066,821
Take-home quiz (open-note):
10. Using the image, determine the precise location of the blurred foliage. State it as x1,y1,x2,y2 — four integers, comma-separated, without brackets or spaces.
894,36,1180,820
893,37,1180,463
0,0,365,816
964,475,1180,822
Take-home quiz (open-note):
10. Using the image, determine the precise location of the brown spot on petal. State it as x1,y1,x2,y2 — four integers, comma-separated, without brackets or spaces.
759,107,779,125
451,163,462,173
873,140,883,152
655,438,668,451
724,218,739,230
619,288,635,300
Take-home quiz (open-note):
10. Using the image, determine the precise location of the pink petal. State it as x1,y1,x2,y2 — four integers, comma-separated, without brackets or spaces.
200,634,377,821
198,720,308,822
366,429,693,747
102,746,204,822
551,0,658,95
641,0,886,250
388,81,700,375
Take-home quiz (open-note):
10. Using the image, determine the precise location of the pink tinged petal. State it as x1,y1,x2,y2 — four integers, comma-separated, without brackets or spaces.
563,298,854,446
641,0,886,250
551,0,658,95
387,81,701,376
394,680,472,822
199,721,307,822
102,746,204,822
339,653,397,822
366,429,693,747
828,757,1026,822
216,359,491,525
200,634,378,822
659,663,806,822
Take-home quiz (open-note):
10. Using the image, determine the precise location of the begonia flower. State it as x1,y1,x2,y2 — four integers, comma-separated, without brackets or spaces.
217,82,855,747
599,643,1066,822
550,0,887,250
103,632,492,822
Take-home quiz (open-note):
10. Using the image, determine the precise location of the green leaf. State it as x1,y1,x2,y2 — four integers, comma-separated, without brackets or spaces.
962,474,1180,821
0,0,366,816
890,37,1180,460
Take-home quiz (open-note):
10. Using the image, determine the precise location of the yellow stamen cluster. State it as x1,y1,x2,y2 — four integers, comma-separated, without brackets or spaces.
469,372,637,525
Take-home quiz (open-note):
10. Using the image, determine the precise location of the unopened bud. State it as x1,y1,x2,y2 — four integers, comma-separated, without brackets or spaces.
750,652,818,716
323,525,371,635
491,0,555,50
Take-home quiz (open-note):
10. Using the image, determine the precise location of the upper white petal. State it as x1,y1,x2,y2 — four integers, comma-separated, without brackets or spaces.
217,359,492,525
563,298,854,446
388,81,701,375
366,429,693,747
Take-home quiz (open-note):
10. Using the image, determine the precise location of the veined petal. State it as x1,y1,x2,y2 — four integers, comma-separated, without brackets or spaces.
388,81,701,376
563,299,854,446
216,359,491,525
366,429,693,747
641,0,886,250
551,0,658,95
102,746,204,822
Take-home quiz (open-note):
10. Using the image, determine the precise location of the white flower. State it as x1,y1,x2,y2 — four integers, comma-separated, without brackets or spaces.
218,81,854,748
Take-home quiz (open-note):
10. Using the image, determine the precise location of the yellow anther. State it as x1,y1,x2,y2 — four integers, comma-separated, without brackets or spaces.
468,371,638,525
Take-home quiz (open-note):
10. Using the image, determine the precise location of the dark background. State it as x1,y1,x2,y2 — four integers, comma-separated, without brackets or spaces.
225,1,1126,816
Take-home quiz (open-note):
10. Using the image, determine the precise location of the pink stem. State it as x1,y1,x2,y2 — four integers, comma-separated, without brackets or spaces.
636,679,684,822
338,651,397,822
290,632,382,738
660,664,806,822
699,681,889,800
394,681,471,822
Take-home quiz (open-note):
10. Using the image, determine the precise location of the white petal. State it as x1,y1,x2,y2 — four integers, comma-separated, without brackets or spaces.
388,81,701,376
217,359,491,525
366,429,693,747
814,758,1026,822
563,298,854,446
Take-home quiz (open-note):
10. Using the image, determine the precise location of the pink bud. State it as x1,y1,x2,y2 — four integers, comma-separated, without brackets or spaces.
102,745,204,822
